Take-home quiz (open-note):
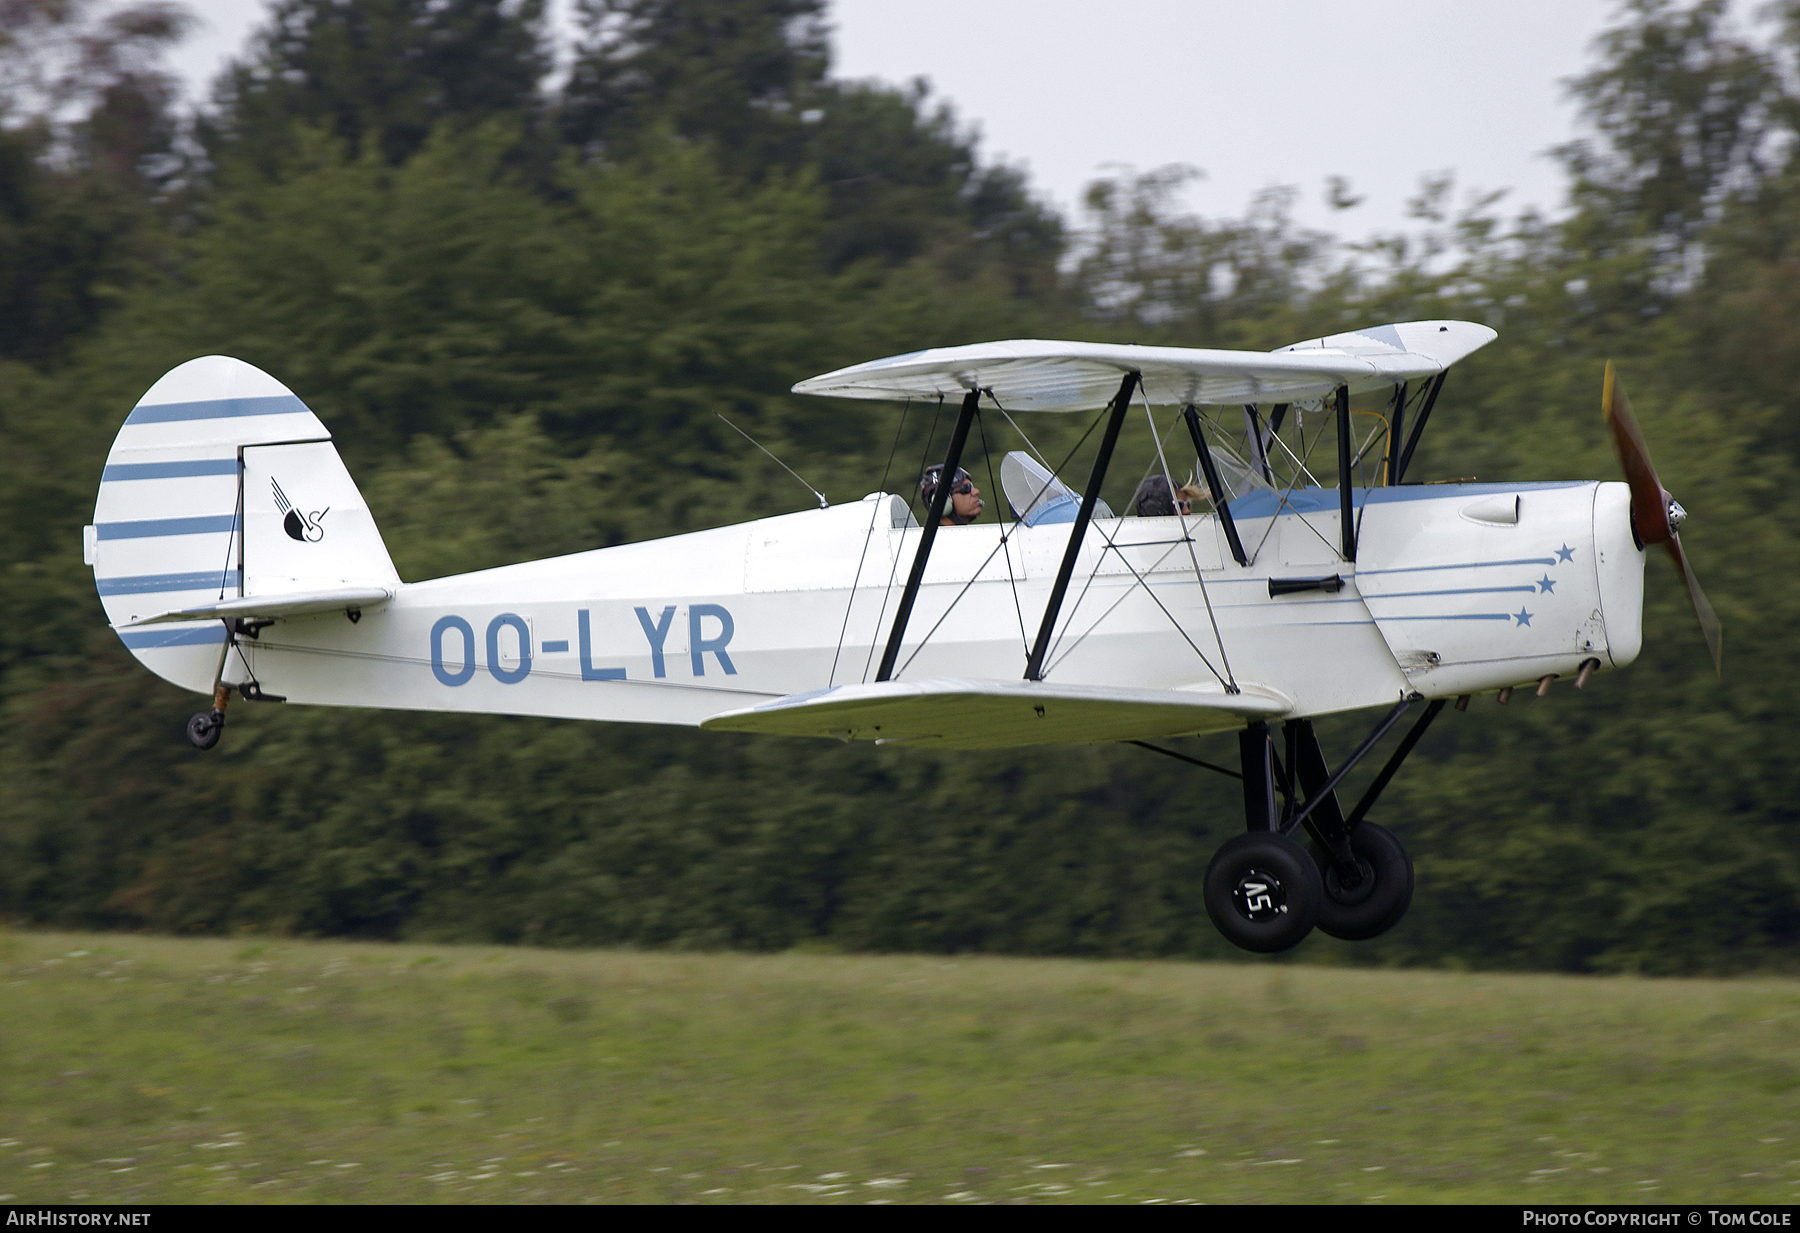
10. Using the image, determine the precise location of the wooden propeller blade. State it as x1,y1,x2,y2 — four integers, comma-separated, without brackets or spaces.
1601,362,1673,546
1664,534,1723,677
1603,364,1720,674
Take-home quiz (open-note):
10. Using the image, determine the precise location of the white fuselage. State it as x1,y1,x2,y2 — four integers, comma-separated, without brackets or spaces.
201,479,1645,738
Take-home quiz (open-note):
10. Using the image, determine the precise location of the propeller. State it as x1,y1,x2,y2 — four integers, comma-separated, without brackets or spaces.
1601,362,1722,676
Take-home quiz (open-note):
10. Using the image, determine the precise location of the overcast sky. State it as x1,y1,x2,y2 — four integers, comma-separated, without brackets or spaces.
165,0,1633,238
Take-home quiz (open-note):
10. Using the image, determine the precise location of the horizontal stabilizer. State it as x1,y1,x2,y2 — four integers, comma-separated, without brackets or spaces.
125,586,393,626
700,677,1290,750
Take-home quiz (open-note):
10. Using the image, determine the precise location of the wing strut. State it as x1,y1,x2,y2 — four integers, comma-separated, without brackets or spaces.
875,388,981,682
1336,385,1356,562
1182,405,1248,566
1242,404,1274,484
1276,698,1412,838
1024,372,1138,681
1383,381,1407,486
1392,372,1446,484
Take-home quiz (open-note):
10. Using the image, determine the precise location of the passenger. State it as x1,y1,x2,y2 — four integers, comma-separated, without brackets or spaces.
1130,475,1208,517
1130,475,1178,517
920,464,983,525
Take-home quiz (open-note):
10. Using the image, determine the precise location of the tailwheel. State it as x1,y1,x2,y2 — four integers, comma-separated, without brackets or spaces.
1203,831,1321,953
186,709,225,750
1308,822,1413,941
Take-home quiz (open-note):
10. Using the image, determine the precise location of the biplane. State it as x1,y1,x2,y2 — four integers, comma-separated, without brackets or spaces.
85,320,1718,952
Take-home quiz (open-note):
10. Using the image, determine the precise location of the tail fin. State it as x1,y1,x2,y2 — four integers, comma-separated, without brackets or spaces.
88,356,398,695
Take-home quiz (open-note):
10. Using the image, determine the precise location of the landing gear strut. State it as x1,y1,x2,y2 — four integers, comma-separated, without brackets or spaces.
1192,698,1445,953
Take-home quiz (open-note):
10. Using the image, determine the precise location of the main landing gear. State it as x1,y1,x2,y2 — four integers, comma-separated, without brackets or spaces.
1191,699,1445,953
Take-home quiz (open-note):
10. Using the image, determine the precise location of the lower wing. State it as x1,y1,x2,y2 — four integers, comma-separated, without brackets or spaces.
700,677,1290,750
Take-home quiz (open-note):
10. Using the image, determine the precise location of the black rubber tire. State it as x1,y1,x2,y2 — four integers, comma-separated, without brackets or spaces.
1203,831,1322,953
185,710,224,750
1308,822,1413,941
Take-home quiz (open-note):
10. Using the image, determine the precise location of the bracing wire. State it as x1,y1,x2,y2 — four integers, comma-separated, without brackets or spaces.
893,533,1021,680
1245,404,1341,560
830,398,912,687
985,392,1055,477
860,396,943,682
220,481,241,602
1042,527,1227,687
211,468,246,692
1142,388,1236,690
1128,740,1243,780
1350,409,1391,473
886,399,1115,682
1037,403,1228,687
1351,403,1381,552
975,408,1032,661
715,411,829,509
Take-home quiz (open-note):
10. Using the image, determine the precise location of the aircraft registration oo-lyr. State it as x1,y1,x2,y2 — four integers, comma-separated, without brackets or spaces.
87,320,1719,953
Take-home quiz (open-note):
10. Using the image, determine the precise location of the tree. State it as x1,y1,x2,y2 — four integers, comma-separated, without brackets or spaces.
560,0,827,168
8,0,1800,975
1556,0,1789,296
1065,166,1342,348
560,0,1061,286
0,0,190,360
206,0,551,172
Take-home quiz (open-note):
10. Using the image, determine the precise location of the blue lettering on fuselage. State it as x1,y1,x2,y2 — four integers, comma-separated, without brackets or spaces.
635,605,676,678
429,604,738,685
430,615,476,686
487,613,531,684
578,609,625,681
689,604,737,676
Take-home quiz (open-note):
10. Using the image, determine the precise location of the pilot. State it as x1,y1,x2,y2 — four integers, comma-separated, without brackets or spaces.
921,464,983,525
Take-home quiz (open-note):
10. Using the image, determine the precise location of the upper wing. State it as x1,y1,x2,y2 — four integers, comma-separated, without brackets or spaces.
792,321,1497,411
700,677,1291,750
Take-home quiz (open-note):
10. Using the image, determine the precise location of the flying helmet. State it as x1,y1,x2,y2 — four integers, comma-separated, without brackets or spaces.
920,465,977,522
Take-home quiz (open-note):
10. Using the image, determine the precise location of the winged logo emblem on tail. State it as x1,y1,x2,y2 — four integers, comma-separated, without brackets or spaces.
271,477,327,542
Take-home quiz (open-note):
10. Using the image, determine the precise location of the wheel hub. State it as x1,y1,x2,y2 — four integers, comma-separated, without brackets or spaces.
1324,856,1376,905
1231,868,1288,921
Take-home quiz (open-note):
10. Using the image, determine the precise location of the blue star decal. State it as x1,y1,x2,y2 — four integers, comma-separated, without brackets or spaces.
1513,608,1534,626
1537,574,1557,594
1555,543,1575,563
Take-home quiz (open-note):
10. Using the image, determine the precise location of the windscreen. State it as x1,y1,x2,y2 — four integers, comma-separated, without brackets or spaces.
999,452,1113,525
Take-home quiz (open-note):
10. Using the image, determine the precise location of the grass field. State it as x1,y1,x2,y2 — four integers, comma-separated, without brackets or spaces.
0,932,1796,1204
